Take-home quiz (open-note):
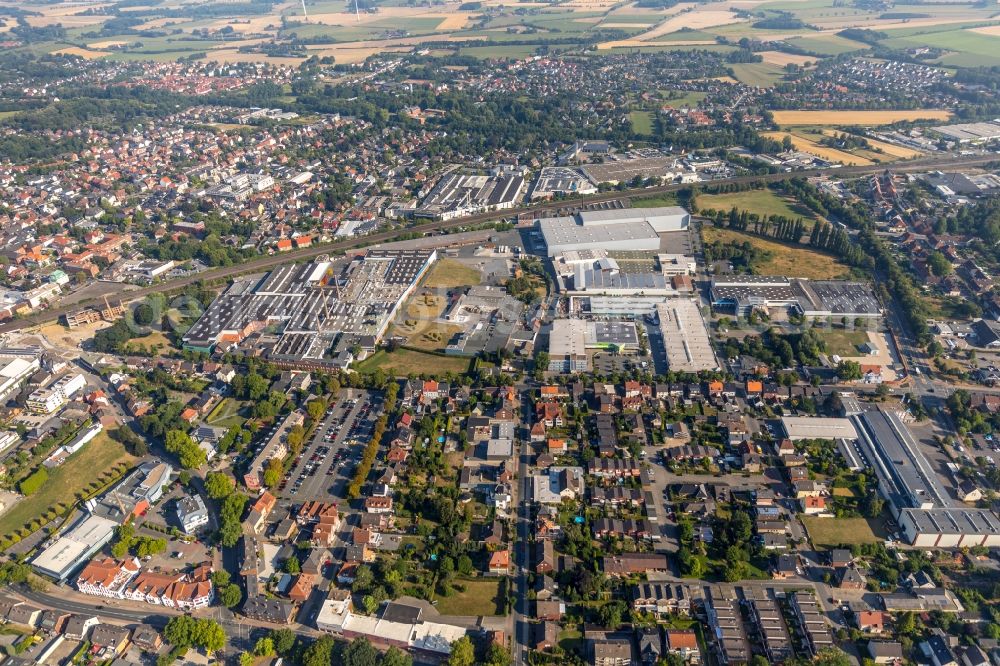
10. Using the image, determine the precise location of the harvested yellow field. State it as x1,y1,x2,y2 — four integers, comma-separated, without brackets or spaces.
203,17,281,33
87,40,129,49
762,131,873,166
970,24,1000,36
134,17,181,30
309,44,420,64
639,8,743,39
53,46,110,59
201,50,304,65
27,14,105,27
819,129,923,159
772,109,952,126
759,50,815,66
437,14,469,30
31,3,112,17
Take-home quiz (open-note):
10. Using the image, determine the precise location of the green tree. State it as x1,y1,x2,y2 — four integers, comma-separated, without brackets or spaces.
220,584,242,608
301,637,335,666
814,649,852,666
306,398,327,422
269,629,296,656
483,643,510,666
253,637,275,657
342,637,378,666
598,600,626,628
381,647,413,666
205,472,234,499
446,636,475,666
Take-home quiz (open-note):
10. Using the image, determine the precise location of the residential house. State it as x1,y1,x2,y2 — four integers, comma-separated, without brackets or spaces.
665,629,700,664
536,600,565,622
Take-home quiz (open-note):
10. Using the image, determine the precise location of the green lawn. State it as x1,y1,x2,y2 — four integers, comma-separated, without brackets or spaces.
0,431,137,541
421,258,481,289
662,90,707,108
460,44,541,59
820,327,871,357
354,348,472,376
632,194,679,208
801,516,881,547
434,578,505,616
703,226,850,280
729,62,787,87
784,34,869,55
699,189,818,224
630,110,654,136
205,398,247,429
880,28,1000,67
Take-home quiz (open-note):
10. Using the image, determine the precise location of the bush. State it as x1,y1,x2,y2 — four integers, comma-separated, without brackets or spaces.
19,468,48,495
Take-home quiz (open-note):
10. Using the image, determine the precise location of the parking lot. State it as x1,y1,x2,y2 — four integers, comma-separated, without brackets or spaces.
277,389,381,503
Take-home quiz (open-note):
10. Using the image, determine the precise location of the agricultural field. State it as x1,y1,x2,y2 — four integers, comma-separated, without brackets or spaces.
758,51,816,67
698,189,819,223
783,34,868,55
881,26,1000,67
459,44,542,60
702,227,850,280
771,110,952,126
763,130,874,166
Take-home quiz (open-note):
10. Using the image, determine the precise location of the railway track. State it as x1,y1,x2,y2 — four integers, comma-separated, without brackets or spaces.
2,151,995,334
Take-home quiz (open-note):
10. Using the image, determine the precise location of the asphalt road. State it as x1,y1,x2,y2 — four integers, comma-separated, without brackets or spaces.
4,152,995,335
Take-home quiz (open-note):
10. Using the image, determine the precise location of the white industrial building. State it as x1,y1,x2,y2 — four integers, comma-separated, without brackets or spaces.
0,355,40,403
547,319,591,373
900,508,1000,548
780,417,859,441
32,513,118,581
537,207,690,256
547,318,641,373
656,300,718,373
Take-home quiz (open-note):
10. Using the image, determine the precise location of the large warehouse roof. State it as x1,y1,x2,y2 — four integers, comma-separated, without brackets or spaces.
781,416,859,441
537,207,689,256
656,300,718,373
33,514,118,580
